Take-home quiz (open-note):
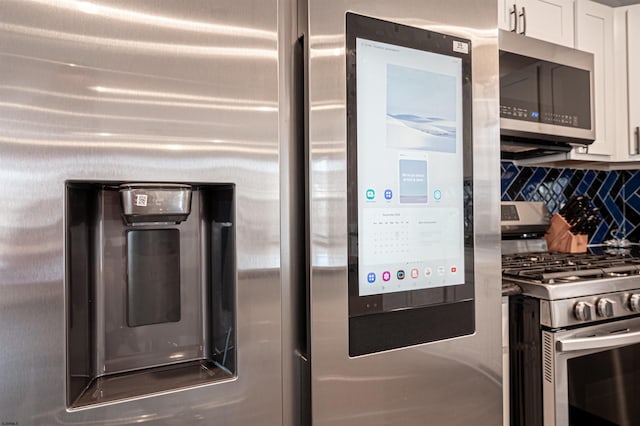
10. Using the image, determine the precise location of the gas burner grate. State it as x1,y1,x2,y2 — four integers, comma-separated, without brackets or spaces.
502,252,640,284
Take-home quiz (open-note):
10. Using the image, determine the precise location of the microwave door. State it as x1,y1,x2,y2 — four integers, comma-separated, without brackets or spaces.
548,64,592,130
500,57,540,122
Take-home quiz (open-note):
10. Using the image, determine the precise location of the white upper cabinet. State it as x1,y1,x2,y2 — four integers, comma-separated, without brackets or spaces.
499,0,575,47
570,0,615,158
625,6,640,159
497,0,640,165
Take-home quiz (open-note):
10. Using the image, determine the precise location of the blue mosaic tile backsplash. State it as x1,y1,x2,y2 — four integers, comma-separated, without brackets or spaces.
501,161,640,244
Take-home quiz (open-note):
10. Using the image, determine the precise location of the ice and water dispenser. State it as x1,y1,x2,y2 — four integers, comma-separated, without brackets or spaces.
66,182,236,408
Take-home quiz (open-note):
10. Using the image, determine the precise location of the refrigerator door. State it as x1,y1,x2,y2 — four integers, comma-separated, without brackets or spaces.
304,1,502,425
0,1,283,424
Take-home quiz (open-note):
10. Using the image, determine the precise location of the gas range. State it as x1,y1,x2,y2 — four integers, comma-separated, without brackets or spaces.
502,202,640,425
502,251,640,328
501,201,640,328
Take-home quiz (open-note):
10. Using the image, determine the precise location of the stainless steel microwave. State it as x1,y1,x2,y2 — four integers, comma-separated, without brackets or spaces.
499,30,595,159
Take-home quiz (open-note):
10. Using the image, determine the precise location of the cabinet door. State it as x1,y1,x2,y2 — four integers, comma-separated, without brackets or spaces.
499,0,519,31
520,0,575,47
627,6,640,156
573,0,614,157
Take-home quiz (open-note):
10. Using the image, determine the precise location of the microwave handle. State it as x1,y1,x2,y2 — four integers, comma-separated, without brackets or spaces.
519,6,526,35
510,4,518,32
635,126,639,155
558,329,640,353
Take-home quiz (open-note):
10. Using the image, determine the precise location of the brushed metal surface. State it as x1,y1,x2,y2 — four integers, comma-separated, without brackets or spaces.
305,1,502,424
277,0,307,425
0,0,282,424
499,29,596,143
540,290,640,328
544,316,640,425
500,201,550,226
505,274,640,301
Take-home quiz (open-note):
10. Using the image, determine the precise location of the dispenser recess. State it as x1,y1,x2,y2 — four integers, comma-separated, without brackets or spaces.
66,182,236,409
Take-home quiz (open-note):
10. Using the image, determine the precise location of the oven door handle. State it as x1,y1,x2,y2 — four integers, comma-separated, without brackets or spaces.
557,330,640,353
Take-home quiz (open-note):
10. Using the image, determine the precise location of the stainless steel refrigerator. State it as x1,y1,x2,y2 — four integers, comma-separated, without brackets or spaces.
0,0,291,424
0,0,501,425
302,0,502,425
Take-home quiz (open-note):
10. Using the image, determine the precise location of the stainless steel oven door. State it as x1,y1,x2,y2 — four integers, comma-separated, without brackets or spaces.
543,316,640,426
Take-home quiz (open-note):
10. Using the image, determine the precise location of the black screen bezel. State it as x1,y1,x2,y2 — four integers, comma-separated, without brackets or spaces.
346,13,475,355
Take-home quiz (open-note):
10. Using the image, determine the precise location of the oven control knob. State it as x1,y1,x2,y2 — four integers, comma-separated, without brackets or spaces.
628,294,640,312
596,298,615,318
574,301,593,321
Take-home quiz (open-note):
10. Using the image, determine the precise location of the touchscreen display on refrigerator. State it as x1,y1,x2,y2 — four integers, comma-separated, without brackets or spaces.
346,13,474,355
356,37,465,297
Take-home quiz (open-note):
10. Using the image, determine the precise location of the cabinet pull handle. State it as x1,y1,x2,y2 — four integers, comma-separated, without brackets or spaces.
635,126,639,155
510,4,517,32
519,6,526,35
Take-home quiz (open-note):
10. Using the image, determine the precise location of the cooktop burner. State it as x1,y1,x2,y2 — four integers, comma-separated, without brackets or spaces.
502,252,640,284
502,251,640,327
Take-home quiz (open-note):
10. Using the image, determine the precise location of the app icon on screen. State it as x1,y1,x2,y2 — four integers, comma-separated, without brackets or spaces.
382,271,391,282
397,270,405,280
384,189,393,200
367,272,376,283
366,189,375,200
411,268,419,279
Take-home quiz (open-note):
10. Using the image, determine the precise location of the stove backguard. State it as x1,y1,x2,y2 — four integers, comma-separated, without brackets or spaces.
65,182,235,409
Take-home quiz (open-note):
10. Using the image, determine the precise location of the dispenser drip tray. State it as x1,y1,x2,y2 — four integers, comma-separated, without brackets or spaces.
72,360,234,409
